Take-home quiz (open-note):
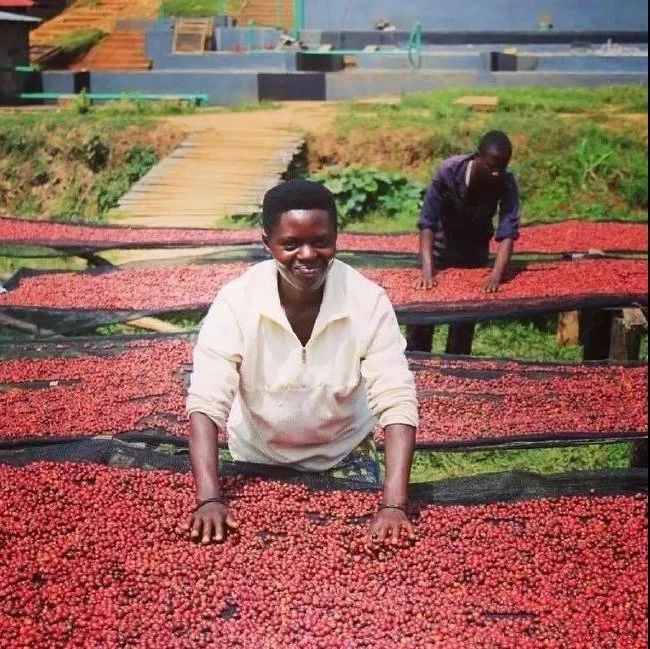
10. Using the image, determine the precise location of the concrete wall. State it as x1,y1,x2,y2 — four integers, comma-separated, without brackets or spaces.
0,22,30,103
352,52,482,70
152,52,295,71
518,54,648,72
325,70,481,100
91,71,259,104
489,71,648,86
304,0,648,32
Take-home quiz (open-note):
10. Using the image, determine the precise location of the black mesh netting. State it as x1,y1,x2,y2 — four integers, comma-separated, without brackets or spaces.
0,437,646,502
1,259,647,334
0,334,646,450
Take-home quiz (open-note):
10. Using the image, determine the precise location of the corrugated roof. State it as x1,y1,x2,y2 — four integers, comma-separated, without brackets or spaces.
0,9,40,22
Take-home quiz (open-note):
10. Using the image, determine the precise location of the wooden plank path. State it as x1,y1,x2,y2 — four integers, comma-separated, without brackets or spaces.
113,127,305,228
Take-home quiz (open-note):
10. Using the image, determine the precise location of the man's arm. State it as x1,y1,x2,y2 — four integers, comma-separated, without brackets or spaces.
184,413,239,544
419,228,436,289
360,292,419,544
366,423,416,544
184,295,243,543
484,237,514,292
486,174,520,292
417,177,443,290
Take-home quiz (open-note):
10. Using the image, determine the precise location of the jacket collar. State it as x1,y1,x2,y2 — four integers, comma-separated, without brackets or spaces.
256,259,349,342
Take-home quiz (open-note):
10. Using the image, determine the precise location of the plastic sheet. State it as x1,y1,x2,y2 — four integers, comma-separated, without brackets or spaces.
1,259,646,333
1,335,645,450
1,216,647,255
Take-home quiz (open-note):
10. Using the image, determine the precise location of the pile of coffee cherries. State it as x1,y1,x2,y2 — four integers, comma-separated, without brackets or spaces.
0,339,191,440
0,462,646,648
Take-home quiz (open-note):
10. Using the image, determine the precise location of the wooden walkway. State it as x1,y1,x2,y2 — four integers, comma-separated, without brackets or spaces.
113,126,304,228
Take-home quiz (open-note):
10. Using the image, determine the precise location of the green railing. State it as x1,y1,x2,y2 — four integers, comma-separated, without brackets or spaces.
293,0,304,38
407,22,423,70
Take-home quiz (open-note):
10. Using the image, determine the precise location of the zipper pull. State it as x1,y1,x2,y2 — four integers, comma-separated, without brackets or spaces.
301,348,306,363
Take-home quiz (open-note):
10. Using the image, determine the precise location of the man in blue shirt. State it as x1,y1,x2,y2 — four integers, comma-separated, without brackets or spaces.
408,130,520,354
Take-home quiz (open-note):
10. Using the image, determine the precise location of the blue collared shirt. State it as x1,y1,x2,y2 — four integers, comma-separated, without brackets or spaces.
417,154,520,244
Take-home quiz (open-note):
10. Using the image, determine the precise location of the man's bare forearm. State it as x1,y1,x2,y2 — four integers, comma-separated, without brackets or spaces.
189,412,221,501
491,237,514,282
419,229,435,275
382,423,415,506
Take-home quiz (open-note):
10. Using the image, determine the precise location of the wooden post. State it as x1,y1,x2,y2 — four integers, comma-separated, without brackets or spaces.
445,321,475,356
609,308,647,362
557,310,580,347
405,324,434,353
630,440,648,469
608,308,649,469
0,312,60,338
124,317,183,334
580,309,615,361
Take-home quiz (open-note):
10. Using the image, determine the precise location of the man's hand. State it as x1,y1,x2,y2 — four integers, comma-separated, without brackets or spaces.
367,507,415,546
416,270,436,290
183,501,239,544
483,274,501,293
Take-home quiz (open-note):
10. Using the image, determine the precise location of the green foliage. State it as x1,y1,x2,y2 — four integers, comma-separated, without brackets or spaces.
0,111,177,222
330,86,648,224
159,0,244,17
74,133,110,172
73,89,91,114
313,165,425,227
53,28,106,55
95,146,158,215
431,318,583,362
408,444,630,483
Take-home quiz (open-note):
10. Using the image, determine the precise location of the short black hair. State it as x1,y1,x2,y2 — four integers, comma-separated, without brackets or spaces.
262,179,338,234
478,130,513,161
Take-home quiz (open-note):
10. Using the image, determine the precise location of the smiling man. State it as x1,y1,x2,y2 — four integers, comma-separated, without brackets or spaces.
185,180,418,546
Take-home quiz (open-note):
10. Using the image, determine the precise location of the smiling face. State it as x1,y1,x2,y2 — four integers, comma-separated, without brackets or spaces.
263,209,337,291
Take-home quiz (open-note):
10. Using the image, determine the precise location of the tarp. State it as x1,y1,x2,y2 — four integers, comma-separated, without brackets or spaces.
1,334,645,450
1,259,647,333
1,216,647,256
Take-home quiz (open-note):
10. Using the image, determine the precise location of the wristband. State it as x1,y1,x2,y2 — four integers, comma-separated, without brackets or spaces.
193,497,223,513
379,504,407,514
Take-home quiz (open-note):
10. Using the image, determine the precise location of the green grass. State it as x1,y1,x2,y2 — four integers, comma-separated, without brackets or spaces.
432,318,584,362
53,28,106,55
407,443,631,483
159,0,245,17
322,86,648,225
0,110,183,222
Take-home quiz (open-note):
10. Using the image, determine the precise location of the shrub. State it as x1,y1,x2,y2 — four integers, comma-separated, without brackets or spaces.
312,165,426,228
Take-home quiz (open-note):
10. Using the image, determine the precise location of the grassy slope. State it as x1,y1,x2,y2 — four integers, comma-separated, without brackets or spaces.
309,85,648,230
0,105,185,223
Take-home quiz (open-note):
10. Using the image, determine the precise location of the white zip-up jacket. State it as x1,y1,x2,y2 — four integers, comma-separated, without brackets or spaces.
186,259,418,471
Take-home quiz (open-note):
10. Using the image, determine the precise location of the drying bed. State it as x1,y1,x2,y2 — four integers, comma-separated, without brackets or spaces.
1,336,646,449
0,337,191,441
406,356,648,448
1,259,646,331
1,217,647,256
0,462,646,649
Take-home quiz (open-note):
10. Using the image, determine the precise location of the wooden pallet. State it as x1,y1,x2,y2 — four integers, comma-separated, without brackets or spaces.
173,18,214,54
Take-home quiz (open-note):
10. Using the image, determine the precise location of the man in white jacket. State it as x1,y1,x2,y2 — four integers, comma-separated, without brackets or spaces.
184,180,419,546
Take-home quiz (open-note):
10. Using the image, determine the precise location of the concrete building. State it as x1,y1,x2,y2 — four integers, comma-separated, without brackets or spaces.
0,9,40,103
